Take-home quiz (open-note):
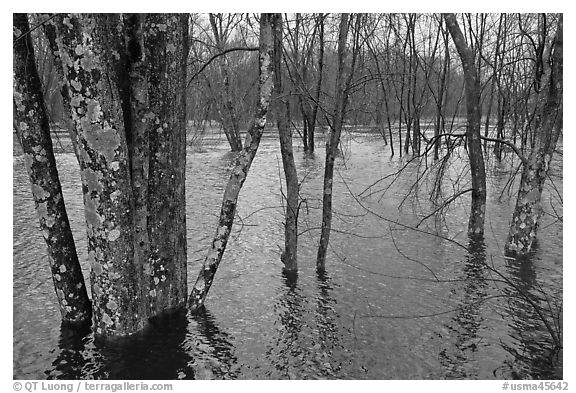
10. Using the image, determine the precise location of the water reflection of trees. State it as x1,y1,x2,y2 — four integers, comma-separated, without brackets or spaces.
439,235,488,379
187,307,238,379
266,270,342,379
313,270,342,378
45,322,92,379
45,307,239,380
46,310,191,379
266,271,305,378
101,310,191,379
495,254,562,379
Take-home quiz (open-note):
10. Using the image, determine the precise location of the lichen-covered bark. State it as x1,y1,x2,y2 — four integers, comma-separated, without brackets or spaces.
272,14,299,272
316,14,350,271
55,14,142,336
122,14,150,322
443,13,487,236
139,14,188,315
506,15,562,256
188,13,275,311
42,16,82,165
13,13,91,324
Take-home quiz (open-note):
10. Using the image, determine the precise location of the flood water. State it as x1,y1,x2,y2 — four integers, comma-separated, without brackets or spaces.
13,130,563,379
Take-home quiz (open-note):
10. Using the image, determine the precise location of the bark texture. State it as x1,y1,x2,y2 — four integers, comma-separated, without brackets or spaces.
272,14,299,272
13,13,92,324
55,14,141,336
188,13,275,311
54,14,188,336
316,14,350,271
506,15,562,256
443,13,487,236
139,14,188,315
42,17,82,164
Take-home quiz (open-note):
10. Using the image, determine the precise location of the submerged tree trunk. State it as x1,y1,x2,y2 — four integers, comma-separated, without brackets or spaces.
56,14,142,336
506,15,562,256
316,14,350,271
54,13,188,337
13,13,92,325
188,13,275,311
124,14,189,317
272,14,299,272
444,13,487,236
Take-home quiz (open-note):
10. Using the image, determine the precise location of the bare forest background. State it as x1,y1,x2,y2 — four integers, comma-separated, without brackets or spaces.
13,11,562,367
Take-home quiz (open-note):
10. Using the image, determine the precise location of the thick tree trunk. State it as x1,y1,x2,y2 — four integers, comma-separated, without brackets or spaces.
146,14,189,316
506,15,562,256
316,14,350,271
55,14,142,336
13,13,92,325
444,13,487,236
54,14,188,337
124,14,189,316
272,14,299,273
188,13,275,311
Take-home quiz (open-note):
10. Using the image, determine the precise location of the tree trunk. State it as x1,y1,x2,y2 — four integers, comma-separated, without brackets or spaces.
55,14,142,336
272,14,299,272
494,94,506,160
124,14,189,317
317,14,350,271
188,13,275,311
434,29,449,160
13,13,92,325
506,15,562,256
309,13,326,154
42,18,82,165
444,13,487,236
209,14,243,152
54,13,188,337
293,13,310,154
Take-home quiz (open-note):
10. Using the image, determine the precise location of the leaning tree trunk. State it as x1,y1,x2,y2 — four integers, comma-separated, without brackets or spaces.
188,13,275,311
444,13,487,236
13,13,92,324
316,14,350,271
42,17,82,165
506,15,562,256
272,14,299,273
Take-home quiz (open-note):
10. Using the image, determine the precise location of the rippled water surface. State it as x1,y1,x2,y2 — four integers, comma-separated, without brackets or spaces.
13,132,563,379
